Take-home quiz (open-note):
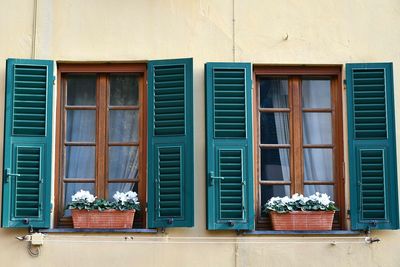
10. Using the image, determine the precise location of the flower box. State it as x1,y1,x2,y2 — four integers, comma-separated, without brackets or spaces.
71,209,135,229
270,210,335,231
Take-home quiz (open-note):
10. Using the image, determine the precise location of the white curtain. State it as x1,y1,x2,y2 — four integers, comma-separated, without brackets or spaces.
271,80,290,197
302,80,333,197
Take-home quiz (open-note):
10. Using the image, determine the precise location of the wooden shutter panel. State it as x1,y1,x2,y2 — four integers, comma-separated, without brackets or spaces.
205,62,254,230
2,59,54,228
147,58,194,228
347,63,399,230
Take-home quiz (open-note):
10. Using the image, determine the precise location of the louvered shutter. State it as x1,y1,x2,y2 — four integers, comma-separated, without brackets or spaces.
2,59,53,228
347,63,399,230
147,58,194,228
205,62,254,230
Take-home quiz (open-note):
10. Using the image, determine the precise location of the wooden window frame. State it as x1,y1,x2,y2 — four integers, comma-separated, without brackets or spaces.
253,66,345,230
54,63,148,228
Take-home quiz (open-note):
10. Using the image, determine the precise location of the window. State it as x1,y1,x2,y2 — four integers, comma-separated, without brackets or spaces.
253,66,345,230
54,64,147,228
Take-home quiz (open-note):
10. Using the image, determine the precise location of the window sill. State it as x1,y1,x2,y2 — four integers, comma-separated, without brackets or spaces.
39,228,158,234
243,230,363,236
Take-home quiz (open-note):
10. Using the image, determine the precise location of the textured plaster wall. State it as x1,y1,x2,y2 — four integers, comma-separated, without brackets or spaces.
0,0,400,266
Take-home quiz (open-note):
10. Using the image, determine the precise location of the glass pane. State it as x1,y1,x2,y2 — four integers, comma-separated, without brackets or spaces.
302,113,332,144
260,149,290,181
66,74,96,106
108,183,137,201
260,113,289,144
66,110,96,142
302,79,331,108
260,185,291,215
109,146,139,179
109,110,138,142
304,185,334,201
65,146,95,178
259,78,288,108
304,149,333,181
109,74,139,106
64,183,94,216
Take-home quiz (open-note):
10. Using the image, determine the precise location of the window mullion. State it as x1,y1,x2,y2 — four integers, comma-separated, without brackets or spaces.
96,74,108,199
291,77,304,194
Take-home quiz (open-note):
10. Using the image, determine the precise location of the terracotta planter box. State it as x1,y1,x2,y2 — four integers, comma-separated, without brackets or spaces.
71,209,135,229
270,210,335,231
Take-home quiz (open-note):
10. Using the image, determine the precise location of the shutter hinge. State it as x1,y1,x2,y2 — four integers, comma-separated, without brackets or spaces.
50,203,53,213
343,79,346,89
145,202,148,213
53,76,56,85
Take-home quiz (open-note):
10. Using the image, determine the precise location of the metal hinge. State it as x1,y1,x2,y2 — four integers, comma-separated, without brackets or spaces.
343,79,346,89
53,76,56,85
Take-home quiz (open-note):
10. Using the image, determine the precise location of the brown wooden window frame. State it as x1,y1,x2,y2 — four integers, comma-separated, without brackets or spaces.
54,64,147,228
253,66,345,230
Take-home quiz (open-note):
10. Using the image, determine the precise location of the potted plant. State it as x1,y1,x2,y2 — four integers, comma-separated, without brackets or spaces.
67,190,140,229
264,192,338,231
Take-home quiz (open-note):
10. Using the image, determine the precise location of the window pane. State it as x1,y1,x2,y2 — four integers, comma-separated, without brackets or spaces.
302,113,332,144
66,110,96,142
64,183,94,216
302,79,331,108
304,185,334,201
65,146,95,178
260,113,289,144
108,183,137,201
109,110,138,142
109,146,139,179
66,75,96,106
110,74,139,106
260,185,290,210
260,149,290,181
304,148,333,181
259,78,288,108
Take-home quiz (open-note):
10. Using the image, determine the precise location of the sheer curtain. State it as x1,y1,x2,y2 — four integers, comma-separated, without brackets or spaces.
302,80,332,197
271,80,290,196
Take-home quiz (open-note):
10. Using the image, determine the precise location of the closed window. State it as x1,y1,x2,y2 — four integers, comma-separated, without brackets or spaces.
55,64,147,228
254,67,345,230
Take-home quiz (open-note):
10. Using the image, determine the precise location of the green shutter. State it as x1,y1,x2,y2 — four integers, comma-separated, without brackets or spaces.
347,63,399,230
147,58,194,228
205,62,254,230
2,58,53,228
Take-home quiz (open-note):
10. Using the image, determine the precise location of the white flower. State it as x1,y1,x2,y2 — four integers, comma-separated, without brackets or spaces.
292,193,304,201
71,190,96,203
125,191,139,204
113,191,128,203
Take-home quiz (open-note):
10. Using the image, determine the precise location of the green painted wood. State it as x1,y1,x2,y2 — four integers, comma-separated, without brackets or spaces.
347,63,399,230
2,58,53,228
148,58,194,228
205,62,254,230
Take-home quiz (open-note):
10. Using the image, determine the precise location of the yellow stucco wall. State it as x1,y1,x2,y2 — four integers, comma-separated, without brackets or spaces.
0,0,400,266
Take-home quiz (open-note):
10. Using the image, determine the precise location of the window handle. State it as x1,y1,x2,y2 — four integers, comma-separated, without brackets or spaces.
4,168,20,183
209,171,224,186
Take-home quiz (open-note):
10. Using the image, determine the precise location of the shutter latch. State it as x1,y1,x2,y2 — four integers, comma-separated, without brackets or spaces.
4,168,20,183
209,171,224,186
